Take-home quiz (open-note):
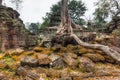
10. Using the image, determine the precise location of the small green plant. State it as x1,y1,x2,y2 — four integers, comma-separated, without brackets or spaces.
3,56,14,65
0,51,2,54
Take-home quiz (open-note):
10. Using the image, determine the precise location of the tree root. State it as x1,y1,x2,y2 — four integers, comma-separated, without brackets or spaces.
71,33,120,63
56,0,120,63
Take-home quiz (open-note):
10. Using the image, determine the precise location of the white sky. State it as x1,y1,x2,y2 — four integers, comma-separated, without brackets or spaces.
4,0,98,23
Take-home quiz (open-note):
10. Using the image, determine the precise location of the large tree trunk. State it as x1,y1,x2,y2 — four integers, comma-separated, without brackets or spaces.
0,0,2,5
56,0,120,63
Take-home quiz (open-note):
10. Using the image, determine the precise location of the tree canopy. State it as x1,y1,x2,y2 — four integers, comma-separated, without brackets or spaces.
40,0,87,29
93,0,120,28
27,23,40,34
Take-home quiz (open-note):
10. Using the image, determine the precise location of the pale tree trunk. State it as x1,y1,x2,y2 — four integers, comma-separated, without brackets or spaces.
57,0,120,63
0,0,2,5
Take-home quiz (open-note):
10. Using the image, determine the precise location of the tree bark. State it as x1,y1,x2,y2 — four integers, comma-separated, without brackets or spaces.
56,0,120,63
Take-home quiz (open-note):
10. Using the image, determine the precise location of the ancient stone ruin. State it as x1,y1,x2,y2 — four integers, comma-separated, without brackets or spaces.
0,5,38,51
106,16,120,33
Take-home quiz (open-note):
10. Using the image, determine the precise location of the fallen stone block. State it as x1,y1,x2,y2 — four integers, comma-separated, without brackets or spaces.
78,57,95,72
37,54,51,66
62,53,78,67
21,56,38,67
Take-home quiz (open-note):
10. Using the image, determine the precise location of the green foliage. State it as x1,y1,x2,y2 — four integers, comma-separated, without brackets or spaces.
27,23,40,34
3,56,14,65
68,0,86,25
93,0,110,27
93,0,120,27
40,0,87,29
40,15,51,29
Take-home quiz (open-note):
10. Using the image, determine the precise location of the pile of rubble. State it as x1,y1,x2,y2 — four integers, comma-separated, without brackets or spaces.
0,44,119,80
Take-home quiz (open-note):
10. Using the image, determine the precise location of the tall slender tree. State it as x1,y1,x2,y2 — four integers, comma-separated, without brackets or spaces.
0,0,2,5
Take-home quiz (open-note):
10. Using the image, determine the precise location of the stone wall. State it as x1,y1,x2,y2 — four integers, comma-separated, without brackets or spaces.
0,6,38,51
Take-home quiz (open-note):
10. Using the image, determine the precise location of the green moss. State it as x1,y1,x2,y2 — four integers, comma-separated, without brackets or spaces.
0,51,2,54
1,67,15,71
3,56,14,65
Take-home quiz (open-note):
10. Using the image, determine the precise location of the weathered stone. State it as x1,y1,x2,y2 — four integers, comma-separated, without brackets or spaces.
67,53,77,59
49,53,66,68
0,53,5,59
51,34,78,46
36,67,48,74
59,77,72,80
15,48,24,54
0,6,38,51
104,55,115,63
95,70,112,77
12,54,26,62
8,62,20,70
0,60,7,68
2,77,9,80
41,40,52,48
21,56,38,67
73,47,87,55
6,48,24,55
16,67,27,77
66,45,74,52
72,72,94,80
60,68,70,78
37,54,51,65
27,72,40,80
6,49,17,55
87,49,95,53
49,54,60,62
83,53,105,62
53,44,62,52
78,57,95,72
34,47,43,52
47,69,61,78
24,76,33,80
25,51,34,55
39,77,46,80
79,48,88,54
62,53,78,67
39,73,47,79
16,67,40,80
50,58,66,68
0,73,4,80
72,76,83,80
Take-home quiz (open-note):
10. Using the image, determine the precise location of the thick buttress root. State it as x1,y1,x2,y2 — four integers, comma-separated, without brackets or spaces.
71,34,120,63
56,0,120,63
